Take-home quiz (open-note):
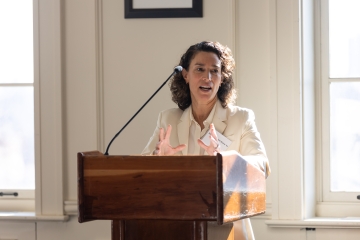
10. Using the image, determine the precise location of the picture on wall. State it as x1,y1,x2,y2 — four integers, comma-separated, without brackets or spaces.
124,0,203,18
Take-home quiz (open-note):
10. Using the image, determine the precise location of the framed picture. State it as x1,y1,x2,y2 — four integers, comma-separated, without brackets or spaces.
124,0,203,19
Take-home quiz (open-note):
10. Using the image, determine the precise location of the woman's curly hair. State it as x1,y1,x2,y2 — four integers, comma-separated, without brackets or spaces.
170,41,236,110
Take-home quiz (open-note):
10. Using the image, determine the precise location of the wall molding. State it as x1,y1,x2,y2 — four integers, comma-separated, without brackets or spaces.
95,0,105,153
266,218,360,229
0,212,69,222
64,201,78,215
35,0,65,216
316,202,360,218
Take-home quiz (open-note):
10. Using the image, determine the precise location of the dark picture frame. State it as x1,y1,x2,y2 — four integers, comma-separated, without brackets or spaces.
124,0,203,19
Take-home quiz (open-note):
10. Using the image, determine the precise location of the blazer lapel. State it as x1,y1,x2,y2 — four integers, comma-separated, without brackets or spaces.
212,100,227,134
177,107,190,155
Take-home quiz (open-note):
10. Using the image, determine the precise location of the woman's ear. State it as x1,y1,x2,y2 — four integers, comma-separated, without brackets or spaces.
182,69,188,83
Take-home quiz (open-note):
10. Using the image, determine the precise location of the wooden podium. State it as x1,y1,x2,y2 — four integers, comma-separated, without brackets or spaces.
77,151,266,240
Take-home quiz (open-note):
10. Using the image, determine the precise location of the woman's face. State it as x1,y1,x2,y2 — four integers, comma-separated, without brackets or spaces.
182,51,222,106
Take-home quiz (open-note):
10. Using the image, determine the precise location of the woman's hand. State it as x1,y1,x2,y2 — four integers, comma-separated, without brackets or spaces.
153,124,186,156
198,123,221,156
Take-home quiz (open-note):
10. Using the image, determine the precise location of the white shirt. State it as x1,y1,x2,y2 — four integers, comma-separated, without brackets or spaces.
187,102,217,155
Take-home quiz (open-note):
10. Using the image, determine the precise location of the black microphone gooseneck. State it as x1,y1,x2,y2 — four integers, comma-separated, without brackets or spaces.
104,66,183,155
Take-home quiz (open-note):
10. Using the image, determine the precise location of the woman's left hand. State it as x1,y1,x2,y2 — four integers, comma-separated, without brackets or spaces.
153,124,186,156
197,123,221,156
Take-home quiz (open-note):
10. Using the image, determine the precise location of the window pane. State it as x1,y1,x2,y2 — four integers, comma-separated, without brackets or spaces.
0,87,35,189
0,0,33,83
330,82,360,192
329,0,360,78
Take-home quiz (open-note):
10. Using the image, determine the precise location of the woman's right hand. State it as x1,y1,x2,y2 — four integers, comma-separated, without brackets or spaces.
197,123,220,156
152,124,186,156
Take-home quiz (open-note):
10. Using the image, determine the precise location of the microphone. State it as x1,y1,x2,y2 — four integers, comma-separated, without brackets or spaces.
104,66,183,155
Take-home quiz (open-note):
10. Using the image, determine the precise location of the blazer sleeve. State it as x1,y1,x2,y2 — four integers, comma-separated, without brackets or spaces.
239,109,271,178
141,112,162,155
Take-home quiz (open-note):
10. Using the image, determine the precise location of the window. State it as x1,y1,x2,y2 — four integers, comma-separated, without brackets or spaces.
320,0,360,203
0,0,35,211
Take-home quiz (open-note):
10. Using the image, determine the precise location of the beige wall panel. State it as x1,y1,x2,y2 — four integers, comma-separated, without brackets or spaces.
315,228,360,240
37,217,110,240
0,222,35,240
275,0,303,220
236,0,273,203
236,0,272,143
63,0,98,200
250,218,306,240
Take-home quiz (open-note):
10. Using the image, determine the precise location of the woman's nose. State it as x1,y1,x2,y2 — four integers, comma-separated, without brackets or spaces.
202,71,212,81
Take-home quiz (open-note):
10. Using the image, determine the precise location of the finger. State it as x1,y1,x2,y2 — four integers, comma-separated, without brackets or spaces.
198,139,216,156
156,140,165,155
153,140,162,155
164,124,172,140
197,139,208,150
155,140,162,149
209,124,218,140
209,135,218,147
154,142,160,155
159,128,164,141
173,144,186,153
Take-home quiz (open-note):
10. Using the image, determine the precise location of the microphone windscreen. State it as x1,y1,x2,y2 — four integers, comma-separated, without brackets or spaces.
174,66,183,73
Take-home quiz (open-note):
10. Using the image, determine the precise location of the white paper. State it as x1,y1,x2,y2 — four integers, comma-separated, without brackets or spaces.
200,129,232,151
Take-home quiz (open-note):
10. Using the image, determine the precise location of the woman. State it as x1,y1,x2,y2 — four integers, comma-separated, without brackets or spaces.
142,41,270,239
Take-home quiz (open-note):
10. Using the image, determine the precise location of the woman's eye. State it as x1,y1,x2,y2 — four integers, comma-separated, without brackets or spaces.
212,69,219,73
196,68,204,71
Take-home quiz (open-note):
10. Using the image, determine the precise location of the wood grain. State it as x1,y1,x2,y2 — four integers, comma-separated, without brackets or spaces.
78,152,218,222
78,151,266,239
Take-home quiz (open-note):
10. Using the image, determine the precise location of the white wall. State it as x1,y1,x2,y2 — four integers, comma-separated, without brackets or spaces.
1,0,360,239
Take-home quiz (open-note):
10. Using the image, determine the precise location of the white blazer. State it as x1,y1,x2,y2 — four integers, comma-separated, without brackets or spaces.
142,100,270,177
141,100,270,240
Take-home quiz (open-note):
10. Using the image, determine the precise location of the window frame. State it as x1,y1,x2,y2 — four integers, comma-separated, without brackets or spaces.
0,1,36,212
0,0,66,220
0,190,35,212
319,0,360,204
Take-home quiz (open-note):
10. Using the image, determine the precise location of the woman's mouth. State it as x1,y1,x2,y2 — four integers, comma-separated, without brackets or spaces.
199,86,212,91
